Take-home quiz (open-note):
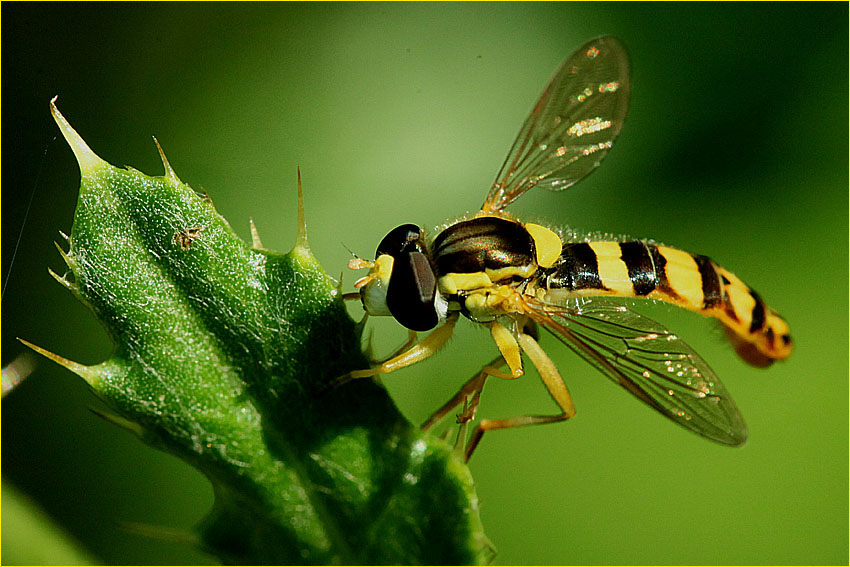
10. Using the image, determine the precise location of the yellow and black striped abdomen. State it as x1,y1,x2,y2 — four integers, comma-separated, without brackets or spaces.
539,240,792,366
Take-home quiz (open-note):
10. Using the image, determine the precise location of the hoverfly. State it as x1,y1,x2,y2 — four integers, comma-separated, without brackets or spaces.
341,37,792,460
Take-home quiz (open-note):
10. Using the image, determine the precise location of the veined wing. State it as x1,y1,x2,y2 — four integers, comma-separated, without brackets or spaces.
482,36,630,214
521,296,747,445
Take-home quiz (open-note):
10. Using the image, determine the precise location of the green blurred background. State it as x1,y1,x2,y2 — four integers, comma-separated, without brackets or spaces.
2,3,847,565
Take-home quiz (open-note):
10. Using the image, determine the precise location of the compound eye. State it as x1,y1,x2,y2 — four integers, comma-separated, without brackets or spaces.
386,251,439,331
376,224,423,258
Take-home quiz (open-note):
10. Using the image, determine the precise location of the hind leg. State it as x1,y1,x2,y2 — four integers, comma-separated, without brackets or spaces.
464,329,575,461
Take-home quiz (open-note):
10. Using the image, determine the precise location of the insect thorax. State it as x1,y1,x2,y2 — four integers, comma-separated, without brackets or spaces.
431,216,563,322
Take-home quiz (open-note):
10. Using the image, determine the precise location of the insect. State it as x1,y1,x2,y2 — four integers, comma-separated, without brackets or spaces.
173,226,204,250
341,36,792,460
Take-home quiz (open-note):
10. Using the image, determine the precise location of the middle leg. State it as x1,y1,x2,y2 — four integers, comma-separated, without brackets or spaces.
421,318,527,432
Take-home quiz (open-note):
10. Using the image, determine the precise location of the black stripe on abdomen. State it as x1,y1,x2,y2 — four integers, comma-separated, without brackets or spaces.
647,245,681,300
748,289,766,333
693,254,722,309
618,241,656,296
545,242,605,291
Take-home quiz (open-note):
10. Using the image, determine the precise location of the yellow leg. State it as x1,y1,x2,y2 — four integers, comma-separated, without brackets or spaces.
336,313,459,387
373,329,418,364
453,320,530,423
421,320,533,433
516,332,575,417
489,321,524,378
464,330,576,461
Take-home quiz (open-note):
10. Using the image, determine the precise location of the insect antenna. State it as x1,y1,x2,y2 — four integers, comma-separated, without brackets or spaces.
341,241,363,260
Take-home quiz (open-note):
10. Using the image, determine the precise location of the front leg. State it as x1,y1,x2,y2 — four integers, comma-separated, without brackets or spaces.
334,313,460,387
373,329,418,365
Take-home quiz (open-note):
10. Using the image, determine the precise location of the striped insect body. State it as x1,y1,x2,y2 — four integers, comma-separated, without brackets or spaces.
343,37,791,460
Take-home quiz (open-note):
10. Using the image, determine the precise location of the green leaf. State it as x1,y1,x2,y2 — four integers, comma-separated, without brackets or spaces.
27,99,490,564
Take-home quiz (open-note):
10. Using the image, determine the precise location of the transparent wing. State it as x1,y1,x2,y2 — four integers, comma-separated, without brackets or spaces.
521,296,747,445
482,36,631,213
